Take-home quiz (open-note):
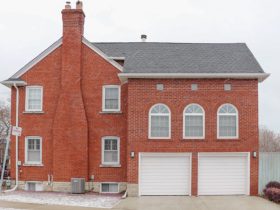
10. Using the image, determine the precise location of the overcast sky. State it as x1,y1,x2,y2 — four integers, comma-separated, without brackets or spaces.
0,0,279,132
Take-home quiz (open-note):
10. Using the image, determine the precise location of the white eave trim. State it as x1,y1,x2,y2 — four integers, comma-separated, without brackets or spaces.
1,80,27,88
82,37,123,72
11,38,63,79
118,73,270,83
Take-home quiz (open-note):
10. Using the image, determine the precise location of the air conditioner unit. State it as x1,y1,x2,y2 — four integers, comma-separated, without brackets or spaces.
71,178,85,194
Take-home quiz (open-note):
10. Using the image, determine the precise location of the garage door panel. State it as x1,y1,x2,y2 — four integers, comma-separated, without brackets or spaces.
140,153,191,196
198,153,249,195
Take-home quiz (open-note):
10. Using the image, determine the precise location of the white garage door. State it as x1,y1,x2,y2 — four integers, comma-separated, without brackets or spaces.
139,153,191,196
198,153,249,195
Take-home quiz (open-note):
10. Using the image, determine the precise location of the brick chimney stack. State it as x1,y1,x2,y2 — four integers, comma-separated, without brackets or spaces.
52,1,88,182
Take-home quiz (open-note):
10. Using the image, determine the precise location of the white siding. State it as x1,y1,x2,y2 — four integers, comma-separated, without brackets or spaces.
139,153,191,196
198,153,249,195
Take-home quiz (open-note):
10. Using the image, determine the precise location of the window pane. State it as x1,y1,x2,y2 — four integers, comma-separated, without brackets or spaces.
101,184,109,192
151,104,169,114
28,151,40,162
109,184,118,192
104,151,118,163
219,115,237,137
151,116,169,137
104,140,111,150
27,138,41,163
105,88,119,110
185,115,203,137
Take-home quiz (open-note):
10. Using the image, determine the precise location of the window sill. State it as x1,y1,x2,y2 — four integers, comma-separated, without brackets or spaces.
148,138,171,140
23,163,44,167
99,164,121,168
23,111,44,114
99,111,122,114
182,138,205,141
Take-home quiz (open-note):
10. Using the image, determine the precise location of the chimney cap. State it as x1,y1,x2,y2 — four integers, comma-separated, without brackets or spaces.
141,34,147,42
65,1,71,9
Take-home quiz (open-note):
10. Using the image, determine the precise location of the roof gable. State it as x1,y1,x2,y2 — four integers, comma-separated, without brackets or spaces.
11,38,62,79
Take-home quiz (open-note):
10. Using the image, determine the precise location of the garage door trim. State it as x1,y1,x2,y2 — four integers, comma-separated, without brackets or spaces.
139,152,192,196
198,152,250,195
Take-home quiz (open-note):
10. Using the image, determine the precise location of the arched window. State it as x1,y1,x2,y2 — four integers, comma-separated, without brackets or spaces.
149,104,171,139
183,104,205,139
217,104,238,139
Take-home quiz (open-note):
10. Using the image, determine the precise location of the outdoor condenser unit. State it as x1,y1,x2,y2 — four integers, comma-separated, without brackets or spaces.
71,178,85,194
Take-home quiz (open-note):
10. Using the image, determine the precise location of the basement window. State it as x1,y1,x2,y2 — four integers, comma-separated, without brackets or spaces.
25,182,43,191
101,183,119,193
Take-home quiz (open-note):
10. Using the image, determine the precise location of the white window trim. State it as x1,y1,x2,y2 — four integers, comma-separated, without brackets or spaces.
25,136,42,165
101,136,120,165
102,85,121,112
148,103,171,139
25,86,43,112
183,103,205,139
100,182,120,193
217,103,239,139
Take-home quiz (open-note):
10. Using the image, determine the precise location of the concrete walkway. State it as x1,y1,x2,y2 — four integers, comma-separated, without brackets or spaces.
0,196,279,210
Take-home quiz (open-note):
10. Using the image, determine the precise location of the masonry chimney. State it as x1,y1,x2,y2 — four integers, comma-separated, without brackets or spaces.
52,1,88,182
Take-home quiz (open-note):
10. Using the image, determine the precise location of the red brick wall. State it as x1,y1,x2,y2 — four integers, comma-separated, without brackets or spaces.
126,79,259,195
9,43,128,183
10,46,62,181
81,44,127,183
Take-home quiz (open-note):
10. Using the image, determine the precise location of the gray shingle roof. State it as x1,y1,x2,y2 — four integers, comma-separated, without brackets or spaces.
93,42,264,74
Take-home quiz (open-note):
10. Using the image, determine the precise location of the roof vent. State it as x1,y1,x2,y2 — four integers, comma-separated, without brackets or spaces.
141,34,147,42
65,1,71,9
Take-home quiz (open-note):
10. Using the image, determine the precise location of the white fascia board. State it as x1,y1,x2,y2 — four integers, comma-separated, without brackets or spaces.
1,80,27,88
11,38,63,79
108,56,125,60
118,73,270,83
82,37,123,72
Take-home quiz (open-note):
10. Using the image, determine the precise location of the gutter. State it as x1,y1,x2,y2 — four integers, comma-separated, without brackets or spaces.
118,73,270,83
4,83,20,192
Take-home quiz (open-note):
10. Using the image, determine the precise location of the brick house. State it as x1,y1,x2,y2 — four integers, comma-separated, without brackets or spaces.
1,1,269,196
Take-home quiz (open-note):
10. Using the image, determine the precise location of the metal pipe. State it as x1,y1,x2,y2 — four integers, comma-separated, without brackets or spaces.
4,84,19,192
0,126,11,191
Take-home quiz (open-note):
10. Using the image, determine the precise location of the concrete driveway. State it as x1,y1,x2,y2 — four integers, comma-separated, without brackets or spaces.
114,196,279,210
0,196,279,210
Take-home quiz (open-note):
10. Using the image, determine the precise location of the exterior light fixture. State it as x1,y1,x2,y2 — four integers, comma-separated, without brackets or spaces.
252,151,257,158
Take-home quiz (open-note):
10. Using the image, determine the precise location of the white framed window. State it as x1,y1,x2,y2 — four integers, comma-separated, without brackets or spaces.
25,136,42,164
149,103,171,139
183,104,205,139
100,183,119,193
102,85,121,112
217,104,239,139
101,136,120,165
25,86,43,111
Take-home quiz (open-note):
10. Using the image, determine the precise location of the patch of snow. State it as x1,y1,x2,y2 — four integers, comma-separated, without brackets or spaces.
0,208,26,210
0,191,121,208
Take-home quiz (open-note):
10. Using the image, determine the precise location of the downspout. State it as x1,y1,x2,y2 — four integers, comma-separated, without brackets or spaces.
4,83,19,192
